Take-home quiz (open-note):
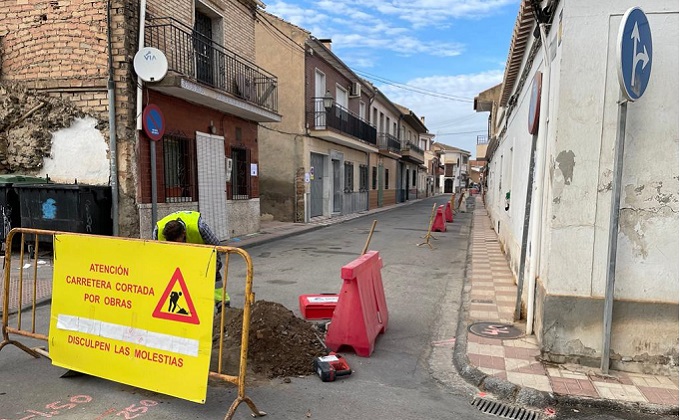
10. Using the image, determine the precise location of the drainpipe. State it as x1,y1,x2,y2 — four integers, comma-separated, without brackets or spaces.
107,0,119,236
136,0,147,130
526,19,552,335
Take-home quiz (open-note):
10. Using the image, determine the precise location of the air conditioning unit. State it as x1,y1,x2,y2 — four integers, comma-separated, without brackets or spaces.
350,81,361,98
235,75,254,100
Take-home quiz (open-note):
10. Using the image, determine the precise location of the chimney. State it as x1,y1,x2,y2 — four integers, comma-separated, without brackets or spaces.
319,38,332,50
421,116,426,124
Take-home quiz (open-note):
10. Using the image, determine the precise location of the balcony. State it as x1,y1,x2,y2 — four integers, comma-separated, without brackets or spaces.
401,141,424,164
307,99,377,152
144,17,280,122
377,133,402,158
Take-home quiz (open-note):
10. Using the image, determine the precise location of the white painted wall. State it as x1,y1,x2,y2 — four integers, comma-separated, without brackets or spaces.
37,117,110,185
488,0,678,303
548,1,678,301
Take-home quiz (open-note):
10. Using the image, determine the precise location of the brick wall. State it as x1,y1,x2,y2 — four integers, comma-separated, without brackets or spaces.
0,0,142,237
146,0,256,61
0,0,109,87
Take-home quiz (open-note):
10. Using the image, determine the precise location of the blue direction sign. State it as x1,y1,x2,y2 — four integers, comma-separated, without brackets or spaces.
143,104,165,141
617,7,652,101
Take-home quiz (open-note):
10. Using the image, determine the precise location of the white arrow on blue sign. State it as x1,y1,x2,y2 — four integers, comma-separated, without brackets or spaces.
617,7,652,101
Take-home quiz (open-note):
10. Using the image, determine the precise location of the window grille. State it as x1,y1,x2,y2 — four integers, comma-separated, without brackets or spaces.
344,162,354,192
163,134,196,203
359,164,368,192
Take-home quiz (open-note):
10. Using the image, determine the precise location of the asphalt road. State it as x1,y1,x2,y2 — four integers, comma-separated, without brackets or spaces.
0,196,676,420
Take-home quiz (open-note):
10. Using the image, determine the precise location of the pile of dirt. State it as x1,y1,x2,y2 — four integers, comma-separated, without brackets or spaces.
211,300,327,381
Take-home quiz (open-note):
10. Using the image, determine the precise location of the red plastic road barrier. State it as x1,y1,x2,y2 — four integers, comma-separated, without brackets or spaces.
325,251,389,357
444,201,454,223
431,205,447,232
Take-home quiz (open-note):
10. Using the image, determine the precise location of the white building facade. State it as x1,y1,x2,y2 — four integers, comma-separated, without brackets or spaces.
482,0,678,373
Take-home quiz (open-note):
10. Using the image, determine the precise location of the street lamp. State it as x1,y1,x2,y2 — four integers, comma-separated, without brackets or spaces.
323,90,334,111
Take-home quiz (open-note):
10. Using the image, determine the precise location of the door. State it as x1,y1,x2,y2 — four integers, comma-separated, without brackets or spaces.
194,11,214,86
310,153,324,217
396,163,404,203
332,159,342,213
314,70,326,129
196,132,228,240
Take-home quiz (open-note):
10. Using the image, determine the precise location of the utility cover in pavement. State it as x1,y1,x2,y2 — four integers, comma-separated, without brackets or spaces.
468,322,523,339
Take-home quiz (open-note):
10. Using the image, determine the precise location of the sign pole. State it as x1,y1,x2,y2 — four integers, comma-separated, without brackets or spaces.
150,141,158,227
602,6,652,375
601,97,628,374
142,103,165,230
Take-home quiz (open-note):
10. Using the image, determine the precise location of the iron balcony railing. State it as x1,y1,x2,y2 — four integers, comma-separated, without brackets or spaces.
378,133,401,154
308,98,377,146
402,141,424,154
145,17,278,113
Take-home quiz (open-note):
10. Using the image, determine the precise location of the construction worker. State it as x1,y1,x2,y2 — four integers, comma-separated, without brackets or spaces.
153,211,230,311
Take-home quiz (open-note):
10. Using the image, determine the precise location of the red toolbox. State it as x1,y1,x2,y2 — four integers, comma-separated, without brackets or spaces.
299,294,339,320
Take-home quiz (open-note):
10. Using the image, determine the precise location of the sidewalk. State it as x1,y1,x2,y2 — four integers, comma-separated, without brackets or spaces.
455,195,679,413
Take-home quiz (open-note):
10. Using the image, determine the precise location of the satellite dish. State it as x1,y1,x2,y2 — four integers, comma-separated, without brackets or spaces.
133,47,168,82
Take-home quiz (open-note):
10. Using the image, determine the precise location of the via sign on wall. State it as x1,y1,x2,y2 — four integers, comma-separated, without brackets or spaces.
617,7,652,101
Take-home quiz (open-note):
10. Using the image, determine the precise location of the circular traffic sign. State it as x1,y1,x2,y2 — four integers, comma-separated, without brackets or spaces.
528,71,542,135
142,104,165,141
617,7,652,101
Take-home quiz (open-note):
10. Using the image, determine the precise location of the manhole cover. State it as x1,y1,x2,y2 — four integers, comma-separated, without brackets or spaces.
468,322,523,339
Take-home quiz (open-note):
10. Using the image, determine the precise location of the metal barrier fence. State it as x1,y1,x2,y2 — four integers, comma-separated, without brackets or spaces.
0,228,265,420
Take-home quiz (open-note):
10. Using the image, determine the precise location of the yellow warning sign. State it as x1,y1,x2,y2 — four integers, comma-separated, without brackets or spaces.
48,234,217,403
152,268,200,324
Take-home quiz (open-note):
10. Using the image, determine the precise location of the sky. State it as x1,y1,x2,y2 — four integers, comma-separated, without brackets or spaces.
264,0,520,158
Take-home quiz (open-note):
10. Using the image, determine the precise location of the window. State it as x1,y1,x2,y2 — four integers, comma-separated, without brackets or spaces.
385,168,389,189
163,134,196,203
359,164,368,191
372,166,377,190
230,147,249,199
359,101,366,121
412,170,416,187
344,162,354,192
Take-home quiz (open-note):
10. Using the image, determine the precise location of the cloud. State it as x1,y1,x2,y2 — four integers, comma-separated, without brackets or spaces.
268,0,518,30
331,33,463,57
265,0,508,59
377,70,504,153
372,0,518,27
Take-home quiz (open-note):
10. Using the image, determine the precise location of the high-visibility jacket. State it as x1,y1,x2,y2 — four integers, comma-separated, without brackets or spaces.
156,211,203,244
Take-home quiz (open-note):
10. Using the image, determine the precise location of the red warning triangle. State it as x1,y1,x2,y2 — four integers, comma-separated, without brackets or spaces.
152,267,200,325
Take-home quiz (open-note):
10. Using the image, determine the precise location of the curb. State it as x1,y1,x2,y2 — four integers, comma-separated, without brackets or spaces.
451,207,679,416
